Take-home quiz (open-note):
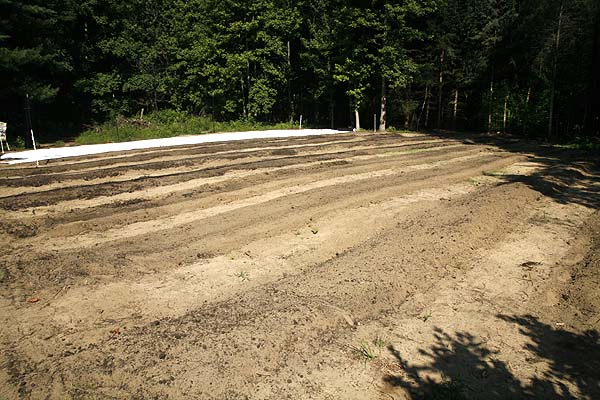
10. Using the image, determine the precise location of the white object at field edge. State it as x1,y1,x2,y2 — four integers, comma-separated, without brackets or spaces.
0,129,347,165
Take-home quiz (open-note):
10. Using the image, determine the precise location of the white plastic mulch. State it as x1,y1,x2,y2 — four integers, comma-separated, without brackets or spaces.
0,129,347,165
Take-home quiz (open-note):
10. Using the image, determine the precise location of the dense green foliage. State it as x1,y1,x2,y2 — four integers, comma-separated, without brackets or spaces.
1,0,599,144
74,111,297,145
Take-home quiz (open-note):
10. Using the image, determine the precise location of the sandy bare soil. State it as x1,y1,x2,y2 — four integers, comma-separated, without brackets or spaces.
0,132,599,399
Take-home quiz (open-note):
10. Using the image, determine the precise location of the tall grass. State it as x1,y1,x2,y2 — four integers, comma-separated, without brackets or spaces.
553,136,600,151
75,110,298,145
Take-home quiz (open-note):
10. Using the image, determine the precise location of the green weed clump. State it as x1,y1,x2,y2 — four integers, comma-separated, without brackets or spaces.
74,110,298,145
9,135,26,150
385,126,411,134
358,342,377,361
554,136,600,151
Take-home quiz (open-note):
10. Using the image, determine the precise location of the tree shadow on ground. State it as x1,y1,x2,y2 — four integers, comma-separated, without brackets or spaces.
426,131,600,208
384,315,600,399
496,158,600,209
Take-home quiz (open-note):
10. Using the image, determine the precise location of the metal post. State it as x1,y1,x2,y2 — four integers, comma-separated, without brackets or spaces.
374,114,377,132
24,94,33,148
24,95,39,166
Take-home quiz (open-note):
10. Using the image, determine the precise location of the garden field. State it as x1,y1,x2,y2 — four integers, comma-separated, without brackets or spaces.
1,131,599,399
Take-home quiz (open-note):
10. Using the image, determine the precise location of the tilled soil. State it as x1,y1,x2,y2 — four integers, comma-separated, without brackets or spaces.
0,132,599,399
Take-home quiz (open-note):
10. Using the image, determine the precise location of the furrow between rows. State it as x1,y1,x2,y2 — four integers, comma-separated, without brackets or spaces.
41,153,519,251
0,143,468,212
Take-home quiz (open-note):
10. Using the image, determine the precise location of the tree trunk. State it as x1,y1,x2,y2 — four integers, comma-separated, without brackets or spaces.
355,108,361,131
437,50,445,128
417,85,429,131
548,2,564,138
425,87,431,128
452,88,459,131
379,78,387,131
24,94,33,148
590,4,600,136
404,88,412,129
488,69,494,133
287,40,292,122
503,94,509,133
330,101,335,129
328,58,335,129
523,86,532,135
241,77,247,118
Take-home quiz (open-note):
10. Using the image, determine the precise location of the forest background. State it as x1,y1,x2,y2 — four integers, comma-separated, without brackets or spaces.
1,0,599,146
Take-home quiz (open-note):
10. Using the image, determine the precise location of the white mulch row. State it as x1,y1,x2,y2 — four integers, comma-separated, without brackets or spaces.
0,129,347,165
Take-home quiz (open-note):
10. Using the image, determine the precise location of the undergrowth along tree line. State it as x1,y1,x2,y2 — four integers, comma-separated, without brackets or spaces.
1,0,599,145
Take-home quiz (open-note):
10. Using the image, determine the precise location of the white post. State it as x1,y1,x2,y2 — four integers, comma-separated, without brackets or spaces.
0,122,8,153
31,129,39,167
299,115,303,130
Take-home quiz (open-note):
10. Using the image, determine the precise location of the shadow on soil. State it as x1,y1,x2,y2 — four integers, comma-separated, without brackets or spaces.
498,160,600,209
429,131,600,208
384,132,600,399
384,315,600,399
